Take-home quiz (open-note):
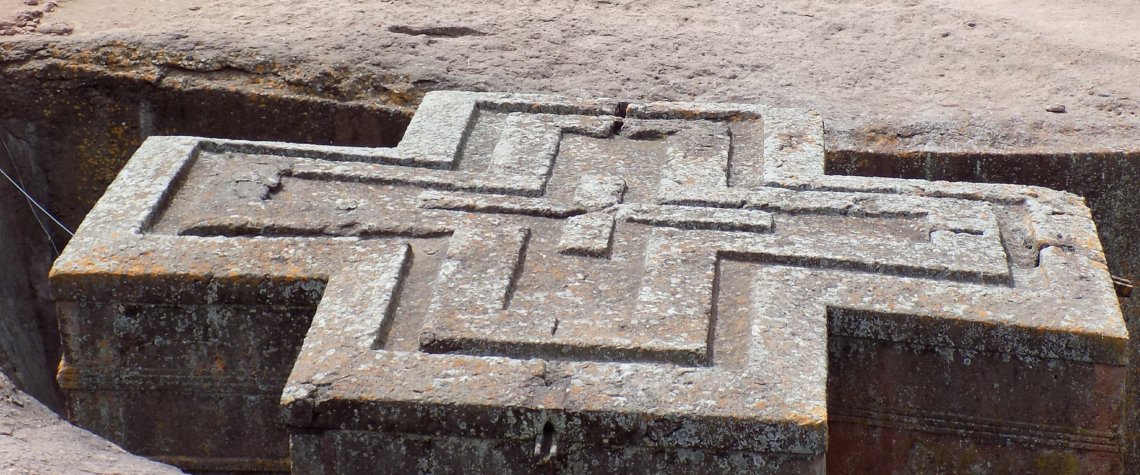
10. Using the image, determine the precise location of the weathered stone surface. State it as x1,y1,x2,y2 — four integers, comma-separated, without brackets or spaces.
51,92,1127,473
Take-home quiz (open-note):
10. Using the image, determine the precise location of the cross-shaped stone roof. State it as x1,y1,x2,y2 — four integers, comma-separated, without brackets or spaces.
52,92,1127,473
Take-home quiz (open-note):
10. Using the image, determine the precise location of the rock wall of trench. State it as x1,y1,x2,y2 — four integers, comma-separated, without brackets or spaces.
0,57,411,472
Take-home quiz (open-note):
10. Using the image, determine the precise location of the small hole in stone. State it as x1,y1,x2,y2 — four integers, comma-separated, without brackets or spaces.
537,420,556,458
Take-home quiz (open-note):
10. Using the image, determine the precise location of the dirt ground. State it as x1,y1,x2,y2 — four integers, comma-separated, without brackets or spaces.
3,0,1140,151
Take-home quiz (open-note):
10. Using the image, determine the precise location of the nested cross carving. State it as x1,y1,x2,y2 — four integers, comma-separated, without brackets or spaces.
53,92,1126,468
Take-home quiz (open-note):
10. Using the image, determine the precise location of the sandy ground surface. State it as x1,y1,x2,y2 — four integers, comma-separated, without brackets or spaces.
3,0,1140,151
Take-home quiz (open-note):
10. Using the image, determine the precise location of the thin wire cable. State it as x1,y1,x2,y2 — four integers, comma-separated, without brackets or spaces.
0,138,74,241
1,137,60,255
0,163,70,239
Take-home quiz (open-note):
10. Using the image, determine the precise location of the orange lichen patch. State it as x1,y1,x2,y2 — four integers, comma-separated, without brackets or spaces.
782,406,828,426
1034,452,1080,475
55,362,80,389
66,102,142,210
857,127,901,150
